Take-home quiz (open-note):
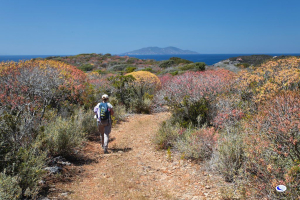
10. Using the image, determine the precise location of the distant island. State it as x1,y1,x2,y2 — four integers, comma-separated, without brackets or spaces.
121,46,199,55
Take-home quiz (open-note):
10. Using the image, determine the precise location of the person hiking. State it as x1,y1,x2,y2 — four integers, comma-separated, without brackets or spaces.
94,94,114,154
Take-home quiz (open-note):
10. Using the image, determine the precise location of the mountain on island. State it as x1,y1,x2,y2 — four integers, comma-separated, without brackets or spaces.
122,46,199,55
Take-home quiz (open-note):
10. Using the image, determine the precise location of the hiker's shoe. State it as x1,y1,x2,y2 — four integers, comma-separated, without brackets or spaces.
104,149,109,154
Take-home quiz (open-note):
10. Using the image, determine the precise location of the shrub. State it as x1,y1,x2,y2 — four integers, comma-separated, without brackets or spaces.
156,69,234,106
159,60,175,68
240,91,300,198
104,53,111,57
0,60,89,197
176,126,218,160
236,63,250,68
179,62,205,71
87,72,114,103
111,104,126,124
156,69,234,127
169,57,193,64
126,71,161,88
95,69,109,74
194,62,206,71
125,66,136,73
179,63,195,71
78,63,94,71
14,147,46,198
123,71,160,113
141,67,153,72
0,146,46,199
126,57,138,64
159,73,173,87
0,60,88,147
109,64,128,71
237,57,300,104
170,97,209,128
170,71,178,76
0,173,22,200
78,108,98,135
108,75,135,108
211,94,245,129
0,59,102,198
43,113,87,156
228,55,272,66
154,120,180,149
213,126,244,182
129,95,152,114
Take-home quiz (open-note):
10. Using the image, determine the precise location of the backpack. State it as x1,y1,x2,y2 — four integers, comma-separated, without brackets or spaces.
99,103,109,120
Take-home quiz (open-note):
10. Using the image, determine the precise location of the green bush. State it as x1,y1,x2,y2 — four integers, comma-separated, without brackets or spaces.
154,120,180,149
104,53,112,57
179,63,195,71
43,114,87,156
194,62,206,71
170,57,193,64
175,126,218,160
228,55,272,66
15,148,46,198
170,97,209,128
170,71,178,76
112,104,126,124
110,64,129,71
159,60,175,68
77,108,98,135
125,66,137,73
130,95,152,114
236,63,250,68
213,126,244,182
141,67,153,72
180,62,205,71
78,63,94,71
126,57,138,64
108,75,156,113
108,75,135,108
0,173,22,200
0,147,46,199
96,70,109,75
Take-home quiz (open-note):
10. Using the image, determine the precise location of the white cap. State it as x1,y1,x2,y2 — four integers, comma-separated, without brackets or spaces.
102,94,109,99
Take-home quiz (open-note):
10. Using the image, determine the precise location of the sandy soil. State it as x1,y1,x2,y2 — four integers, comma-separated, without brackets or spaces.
46,112,226,200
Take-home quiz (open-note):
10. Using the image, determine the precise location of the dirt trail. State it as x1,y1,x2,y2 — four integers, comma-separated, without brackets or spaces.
48,112,224,200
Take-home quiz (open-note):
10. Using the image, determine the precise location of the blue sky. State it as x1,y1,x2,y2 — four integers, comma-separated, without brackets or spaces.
0,0,299,55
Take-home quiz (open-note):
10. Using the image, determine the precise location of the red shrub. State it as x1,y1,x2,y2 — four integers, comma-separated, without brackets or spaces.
0,60,88,146
212,95,244,129
156,69,234,105
242,91,300,198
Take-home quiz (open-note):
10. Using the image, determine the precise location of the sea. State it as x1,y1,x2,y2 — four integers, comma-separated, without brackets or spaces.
1,54,300,66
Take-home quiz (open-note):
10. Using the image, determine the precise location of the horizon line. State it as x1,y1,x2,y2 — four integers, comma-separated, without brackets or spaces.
1,53,300,56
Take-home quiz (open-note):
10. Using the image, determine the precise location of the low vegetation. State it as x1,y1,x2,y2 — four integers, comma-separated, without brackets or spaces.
1,54,300,199
228,54,273,66
154,57,300,199
44,54,206,75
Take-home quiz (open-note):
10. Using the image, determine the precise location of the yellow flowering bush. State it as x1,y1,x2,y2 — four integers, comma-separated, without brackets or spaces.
126,71,161,89
237,57,300,104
